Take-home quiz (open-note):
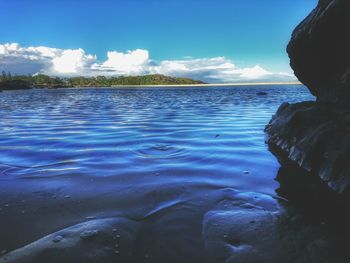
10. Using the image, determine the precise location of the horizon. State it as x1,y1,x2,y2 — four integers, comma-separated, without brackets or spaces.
0,0,317,83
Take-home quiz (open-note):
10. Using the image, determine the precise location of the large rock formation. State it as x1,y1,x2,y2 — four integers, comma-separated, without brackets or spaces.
265,0,350,194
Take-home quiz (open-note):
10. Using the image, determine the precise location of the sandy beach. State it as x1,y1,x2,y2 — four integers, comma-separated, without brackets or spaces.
110,82,302,88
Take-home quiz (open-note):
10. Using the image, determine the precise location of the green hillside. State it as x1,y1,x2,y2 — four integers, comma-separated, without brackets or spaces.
0,72,205,90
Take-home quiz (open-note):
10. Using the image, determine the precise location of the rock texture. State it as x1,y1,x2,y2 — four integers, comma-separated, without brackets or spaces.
266,0,350,194
1,192,343,263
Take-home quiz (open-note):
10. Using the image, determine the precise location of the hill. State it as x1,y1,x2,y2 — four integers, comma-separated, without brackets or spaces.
0,73,205,90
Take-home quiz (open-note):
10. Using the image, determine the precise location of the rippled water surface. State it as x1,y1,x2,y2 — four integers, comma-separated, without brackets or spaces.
0,86,313,185
4,86,341,263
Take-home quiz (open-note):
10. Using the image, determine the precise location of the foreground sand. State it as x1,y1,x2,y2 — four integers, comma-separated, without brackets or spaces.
0,169,346,263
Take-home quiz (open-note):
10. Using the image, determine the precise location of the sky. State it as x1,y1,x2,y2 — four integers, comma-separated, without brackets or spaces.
0,0,317,83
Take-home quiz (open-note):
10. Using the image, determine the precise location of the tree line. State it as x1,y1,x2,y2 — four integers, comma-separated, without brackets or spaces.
0,71,204,90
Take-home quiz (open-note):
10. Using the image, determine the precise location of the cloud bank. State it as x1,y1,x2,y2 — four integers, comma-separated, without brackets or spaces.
0,43,295,83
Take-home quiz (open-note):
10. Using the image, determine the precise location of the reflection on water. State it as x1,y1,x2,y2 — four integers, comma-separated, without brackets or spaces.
1,86,347,262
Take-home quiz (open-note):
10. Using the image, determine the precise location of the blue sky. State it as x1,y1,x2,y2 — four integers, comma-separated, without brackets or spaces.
0,0,317,82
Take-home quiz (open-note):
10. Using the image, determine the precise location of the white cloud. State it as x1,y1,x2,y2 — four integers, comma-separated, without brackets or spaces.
0,42,296,83
0,43,96,76
94,49,150,75
52,49,96,75
150,57,294,83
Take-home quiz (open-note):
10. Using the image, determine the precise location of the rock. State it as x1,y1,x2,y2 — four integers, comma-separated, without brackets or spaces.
307,240,333,262
201,206,338,263
287,0,350,105
79,230,99,240
0,217,140,263
266,100,350,193
266,0,350,195
52,236,63,243
0,191,344,263
256,92,268,96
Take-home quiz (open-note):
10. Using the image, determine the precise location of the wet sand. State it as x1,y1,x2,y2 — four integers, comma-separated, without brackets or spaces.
1,170,348,263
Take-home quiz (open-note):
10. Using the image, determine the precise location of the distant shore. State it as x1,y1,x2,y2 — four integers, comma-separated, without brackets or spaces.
110,82,303,88
0,74,303,90
0,81,303,91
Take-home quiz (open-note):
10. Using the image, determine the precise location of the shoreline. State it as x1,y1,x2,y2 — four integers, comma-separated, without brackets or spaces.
110,82,302,88
0,82,303,91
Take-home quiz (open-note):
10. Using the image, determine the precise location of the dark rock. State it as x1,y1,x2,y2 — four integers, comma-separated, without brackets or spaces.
266,101,350,193
287,0,350,105
0,217,140,263
266,0,350,194
275,162,348,224
256,92,268,96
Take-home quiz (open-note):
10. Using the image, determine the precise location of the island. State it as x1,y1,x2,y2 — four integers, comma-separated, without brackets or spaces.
0,72,205,90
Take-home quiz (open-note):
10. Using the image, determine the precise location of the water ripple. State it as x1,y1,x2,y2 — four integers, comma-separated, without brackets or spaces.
0,86,314,193
134,143,188,159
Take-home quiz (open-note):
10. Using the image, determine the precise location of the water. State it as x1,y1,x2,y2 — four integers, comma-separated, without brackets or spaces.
2,86,345,263
0,86,312,185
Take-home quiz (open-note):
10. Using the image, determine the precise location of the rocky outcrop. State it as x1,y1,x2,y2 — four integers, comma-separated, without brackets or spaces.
265,0,350,194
